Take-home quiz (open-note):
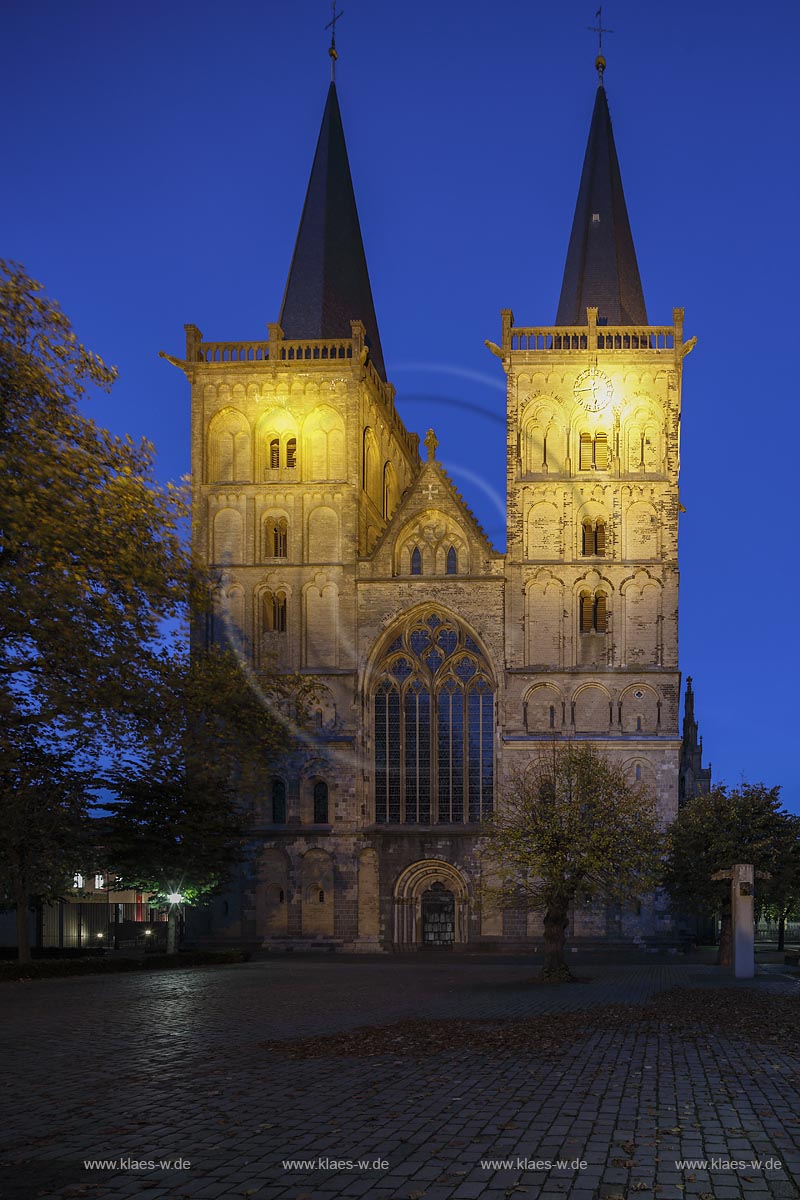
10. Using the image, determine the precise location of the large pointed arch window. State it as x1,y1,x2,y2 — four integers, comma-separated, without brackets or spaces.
373,610,494,825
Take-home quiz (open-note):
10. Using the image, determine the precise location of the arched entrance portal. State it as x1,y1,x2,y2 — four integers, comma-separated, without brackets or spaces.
421,882,455,947
393,860,470,948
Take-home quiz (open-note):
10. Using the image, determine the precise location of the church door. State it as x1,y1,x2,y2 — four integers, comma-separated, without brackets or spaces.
421,882,455,947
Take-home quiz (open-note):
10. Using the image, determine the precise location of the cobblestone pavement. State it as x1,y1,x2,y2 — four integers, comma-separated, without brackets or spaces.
1,957,799,1200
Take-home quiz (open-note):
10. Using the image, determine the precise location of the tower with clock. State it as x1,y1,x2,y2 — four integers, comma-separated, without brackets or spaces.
501,58,693,926
178,41,699,951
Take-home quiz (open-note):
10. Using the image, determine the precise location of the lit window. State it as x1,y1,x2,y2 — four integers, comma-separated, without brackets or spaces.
578,433,609,470
73,873,84,889
95,874,105,890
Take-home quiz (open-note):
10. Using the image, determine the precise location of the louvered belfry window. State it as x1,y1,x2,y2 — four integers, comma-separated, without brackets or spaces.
269,438,280,469
582,520,594,556
579,433,593,471
595,592,607,632
580,591,608,633
373,610,494,826
579,433,609,470
286,438,297,469
595,521,606,557
580,593,593,632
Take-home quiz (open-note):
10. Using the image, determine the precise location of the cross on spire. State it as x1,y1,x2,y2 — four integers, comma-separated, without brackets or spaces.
326,3,344,81
588,6,613,54
588,6,613,82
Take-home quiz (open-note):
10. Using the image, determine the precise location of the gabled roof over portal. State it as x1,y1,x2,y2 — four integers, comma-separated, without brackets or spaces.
369,431,500,568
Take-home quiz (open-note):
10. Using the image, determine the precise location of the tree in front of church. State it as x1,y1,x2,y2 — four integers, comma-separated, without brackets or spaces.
481,743,663,981
664,785,799,964
0,260,188,959
0,734,92,962
104,632,317,952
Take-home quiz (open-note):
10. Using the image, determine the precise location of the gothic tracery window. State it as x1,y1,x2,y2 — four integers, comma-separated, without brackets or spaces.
373,610,494,826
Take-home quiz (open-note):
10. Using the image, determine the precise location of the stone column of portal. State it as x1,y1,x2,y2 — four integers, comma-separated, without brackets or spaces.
732,864,755,980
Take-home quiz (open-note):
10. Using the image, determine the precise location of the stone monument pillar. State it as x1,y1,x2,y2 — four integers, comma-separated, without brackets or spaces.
732,863,755,980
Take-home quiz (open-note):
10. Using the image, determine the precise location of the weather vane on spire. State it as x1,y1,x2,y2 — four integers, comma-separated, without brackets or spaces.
326,2,344,82
588,7,613,83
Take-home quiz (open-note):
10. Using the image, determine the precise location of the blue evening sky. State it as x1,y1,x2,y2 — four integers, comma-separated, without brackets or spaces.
2,0,797,809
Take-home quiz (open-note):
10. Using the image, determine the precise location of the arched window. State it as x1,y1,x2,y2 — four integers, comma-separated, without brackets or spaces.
581,519,606,557
446,546,457,575
373,609,494,826
411,547,422,575
269,438,280,470
382,461,397,519
263,591,287,633
271,779,286,824
313,781,329,824
580,591,608,633
272,518,288,558
286,438,297,469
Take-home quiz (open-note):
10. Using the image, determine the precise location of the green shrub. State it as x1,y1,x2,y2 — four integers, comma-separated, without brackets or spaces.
0,947,249,981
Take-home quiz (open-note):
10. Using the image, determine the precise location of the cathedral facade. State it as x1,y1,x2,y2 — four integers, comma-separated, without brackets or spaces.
176,54,696,951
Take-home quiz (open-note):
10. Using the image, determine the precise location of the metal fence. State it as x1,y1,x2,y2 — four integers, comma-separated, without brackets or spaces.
40,902,168,951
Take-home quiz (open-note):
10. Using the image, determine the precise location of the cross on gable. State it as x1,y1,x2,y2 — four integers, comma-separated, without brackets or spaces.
423,483,438,501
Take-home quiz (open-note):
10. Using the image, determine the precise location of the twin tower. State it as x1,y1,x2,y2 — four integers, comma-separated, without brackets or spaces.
173,57,694,951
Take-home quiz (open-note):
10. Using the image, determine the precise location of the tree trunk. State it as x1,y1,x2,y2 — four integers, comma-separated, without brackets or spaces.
541,901,572,981
717,907,732,967
778,913,786,952
14,877,31,964
167,909,178,955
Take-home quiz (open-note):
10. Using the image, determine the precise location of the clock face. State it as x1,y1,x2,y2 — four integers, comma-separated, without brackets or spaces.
574,368,613,412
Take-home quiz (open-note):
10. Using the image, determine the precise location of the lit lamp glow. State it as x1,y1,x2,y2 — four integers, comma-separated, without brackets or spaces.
167,892,184,905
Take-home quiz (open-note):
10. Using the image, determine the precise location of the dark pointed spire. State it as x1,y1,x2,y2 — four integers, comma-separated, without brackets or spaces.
556,61,647,326
279,82,387,381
